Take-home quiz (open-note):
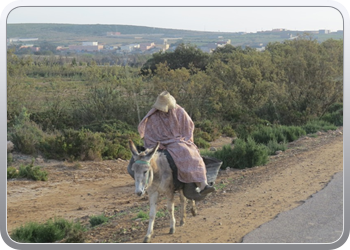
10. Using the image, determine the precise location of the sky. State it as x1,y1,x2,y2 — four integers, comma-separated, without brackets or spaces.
5,6,345,33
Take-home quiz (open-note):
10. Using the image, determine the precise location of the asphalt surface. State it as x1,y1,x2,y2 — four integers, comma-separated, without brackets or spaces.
242,171,343,243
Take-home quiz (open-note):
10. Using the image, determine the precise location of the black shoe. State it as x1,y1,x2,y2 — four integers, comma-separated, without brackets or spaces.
200,185,216,195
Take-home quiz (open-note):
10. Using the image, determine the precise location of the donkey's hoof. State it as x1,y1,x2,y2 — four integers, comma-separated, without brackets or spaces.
191,208,197,216
180,220,185,226
143,236,151,243
169,228,175,234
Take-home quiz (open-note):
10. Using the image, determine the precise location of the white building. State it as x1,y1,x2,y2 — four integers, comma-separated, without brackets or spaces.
120,44,140,52
82,42,98,46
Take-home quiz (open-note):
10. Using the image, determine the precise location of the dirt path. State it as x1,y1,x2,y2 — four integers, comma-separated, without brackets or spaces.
6,129,343,243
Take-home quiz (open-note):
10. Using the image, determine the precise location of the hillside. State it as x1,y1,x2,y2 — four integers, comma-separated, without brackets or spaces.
7,23,343,47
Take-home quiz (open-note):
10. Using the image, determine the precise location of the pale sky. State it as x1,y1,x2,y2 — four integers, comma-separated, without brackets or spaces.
6,6,344,33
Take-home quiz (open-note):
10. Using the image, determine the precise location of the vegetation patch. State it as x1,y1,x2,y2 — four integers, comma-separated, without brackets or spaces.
10,218,86,243
203,137,269,169
89,214,109,227
302,120,338,134
7,160,48,181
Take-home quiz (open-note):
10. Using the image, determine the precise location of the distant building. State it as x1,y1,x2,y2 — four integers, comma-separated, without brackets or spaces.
19,44,33,49
8,38,38,43
31,47,40,52
106,32,121,36
120,44,140,52
69,42,103,52
319,29,331,34
140,42,155,51
82,42,98,46
56,46,69,51
272,28,286,32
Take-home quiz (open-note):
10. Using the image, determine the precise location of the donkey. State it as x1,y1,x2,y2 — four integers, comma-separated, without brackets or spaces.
128,140,197,243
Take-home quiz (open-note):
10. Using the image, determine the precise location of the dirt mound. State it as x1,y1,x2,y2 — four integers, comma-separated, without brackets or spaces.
6,128,343,243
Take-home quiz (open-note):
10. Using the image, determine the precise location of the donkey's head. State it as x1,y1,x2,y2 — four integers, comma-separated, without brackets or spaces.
128,140,160,196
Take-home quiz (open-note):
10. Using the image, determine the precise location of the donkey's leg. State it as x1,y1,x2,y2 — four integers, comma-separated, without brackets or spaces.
167,192,176,234
179,189,187,226
144,191,158,243
190,199,197,216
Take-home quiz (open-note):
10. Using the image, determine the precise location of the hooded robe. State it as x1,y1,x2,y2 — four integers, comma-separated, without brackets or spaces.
138,104,207,183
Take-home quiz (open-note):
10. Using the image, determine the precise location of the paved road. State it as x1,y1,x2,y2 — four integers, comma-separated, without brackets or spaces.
242,171,343,243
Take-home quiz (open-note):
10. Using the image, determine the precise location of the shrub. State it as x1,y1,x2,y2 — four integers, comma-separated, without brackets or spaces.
281,126,306,142
302,120,337,134
231,137,269,169
18,160,48,181
100,123,142,160
134,211,149,221
7,153,13,166
321,112,343,127
7,166,18,179
320,103,343,127
222,125,236,137
250,125,306,144
10,218,86,243
8,107,44,155
89,214,109,227
266,139,288,155
194,137,210,149
40,128,105,161
195,120,220,141
207,137,269,169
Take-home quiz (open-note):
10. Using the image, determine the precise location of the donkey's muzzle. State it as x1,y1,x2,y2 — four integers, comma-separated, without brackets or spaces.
136,190,145,196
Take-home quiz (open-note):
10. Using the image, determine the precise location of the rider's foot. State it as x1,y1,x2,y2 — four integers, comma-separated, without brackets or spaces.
200,185,216,195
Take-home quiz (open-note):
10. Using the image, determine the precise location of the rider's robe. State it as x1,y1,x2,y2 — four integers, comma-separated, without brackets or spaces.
138,105,207,183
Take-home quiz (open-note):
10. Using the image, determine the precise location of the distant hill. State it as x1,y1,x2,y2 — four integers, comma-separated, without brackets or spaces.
7,23,343,47
7,23,218,39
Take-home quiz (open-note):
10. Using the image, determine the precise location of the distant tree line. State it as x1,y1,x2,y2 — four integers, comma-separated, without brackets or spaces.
7,36,343,162
7,36,343,131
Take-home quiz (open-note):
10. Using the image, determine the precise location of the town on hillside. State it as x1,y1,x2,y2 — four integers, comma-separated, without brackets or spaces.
7,28,343,56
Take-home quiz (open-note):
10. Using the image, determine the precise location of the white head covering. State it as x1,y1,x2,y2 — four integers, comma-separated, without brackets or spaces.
152,91,176,113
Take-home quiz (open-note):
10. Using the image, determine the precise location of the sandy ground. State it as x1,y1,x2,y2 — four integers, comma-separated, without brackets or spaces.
6,128,343,243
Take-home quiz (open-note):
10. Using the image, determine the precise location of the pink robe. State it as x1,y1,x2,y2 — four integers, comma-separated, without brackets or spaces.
138,105,207,183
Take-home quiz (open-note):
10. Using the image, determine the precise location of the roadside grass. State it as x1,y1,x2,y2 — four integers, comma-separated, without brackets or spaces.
7,159,48,181
89,214,109,227
10,217,86,243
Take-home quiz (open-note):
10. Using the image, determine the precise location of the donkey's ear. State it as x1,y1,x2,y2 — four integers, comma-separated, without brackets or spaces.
128,140,139,157
144,142,160,161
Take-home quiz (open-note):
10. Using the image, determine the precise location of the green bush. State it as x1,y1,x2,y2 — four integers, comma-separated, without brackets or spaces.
206,137,269,169
7,153,13,166
18,160,48,181
195,120,220,141
39,128,105,161
302,120,338,134
320,103,343,127
38,124,140,161
10,218,86,243
281,126,306,142
194,137,211,149
250,125,306,144
7,166,18,179
231,137,269,169
222,125,236,137
266,139,288,155
134,211,149,221
321,112,343,127
8,107,44,155
100,123,142,160
89,214,109,227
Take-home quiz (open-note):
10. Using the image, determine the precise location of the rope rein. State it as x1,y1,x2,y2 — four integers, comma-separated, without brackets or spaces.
135,160,150,165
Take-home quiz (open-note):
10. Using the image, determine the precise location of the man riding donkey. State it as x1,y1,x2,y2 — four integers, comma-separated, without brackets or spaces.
138,91,216,195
